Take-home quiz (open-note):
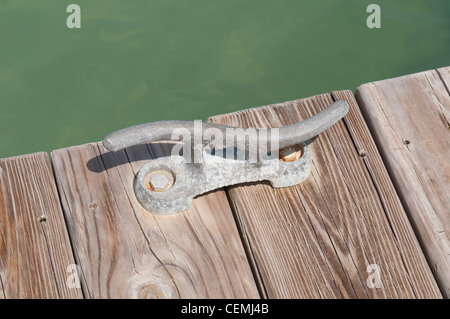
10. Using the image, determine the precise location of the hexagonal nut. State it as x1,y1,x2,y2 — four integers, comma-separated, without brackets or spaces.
149,174,170,191
145,170,175,192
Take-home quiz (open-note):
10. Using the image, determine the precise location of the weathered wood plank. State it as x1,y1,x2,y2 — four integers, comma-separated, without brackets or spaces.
437,66,450,94
0,247,4,298
333,90,441,297
0,152,82,298
208,93,442,298
51,143,259,298
356,70,450,298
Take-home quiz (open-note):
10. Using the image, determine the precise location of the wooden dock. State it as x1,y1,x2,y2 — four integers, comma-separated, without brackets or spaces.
0,67,448,299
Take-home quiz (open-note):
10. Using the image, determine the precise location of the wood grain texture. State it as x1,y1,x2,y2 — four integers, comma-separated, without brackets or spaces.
208,93,442,299
51,143,259,299
0,280,4,299
437,66,450,94
356,70,450,298
0,152,82,298
333,90,441,297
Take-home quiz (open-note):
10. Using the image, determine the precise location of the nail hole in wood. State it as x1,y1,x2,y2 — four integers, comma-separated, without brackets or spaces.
39,216,47,223
402,139,411,145
89,203,98,211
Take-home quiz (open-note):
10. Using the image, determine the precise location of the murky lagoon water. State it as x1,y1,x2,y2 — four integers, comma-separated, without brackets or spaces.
0,0,449,158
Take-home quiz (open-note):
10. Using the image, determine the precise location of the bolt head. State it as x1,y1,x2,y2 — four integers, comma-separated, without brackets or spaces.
149,174,170,191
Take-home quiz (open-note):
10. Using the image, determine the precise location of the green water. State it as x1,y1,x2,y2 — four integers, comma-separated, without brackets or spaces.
0,0,449,158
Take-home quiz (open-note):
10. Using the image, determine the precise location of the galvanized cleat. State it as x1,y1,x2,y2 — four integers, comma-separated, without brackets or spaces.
103,100,349,215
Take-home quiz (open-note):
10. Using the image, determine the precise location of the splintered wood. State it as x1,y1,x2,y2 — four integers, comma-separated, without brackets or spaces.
208,91,442,298
0,153,81,298
51,143,259,298
356,68,450,297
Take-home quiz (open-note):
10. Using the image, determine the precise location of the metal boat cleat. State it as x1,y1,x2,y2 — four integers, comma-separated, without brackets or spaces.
102,100,349,214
